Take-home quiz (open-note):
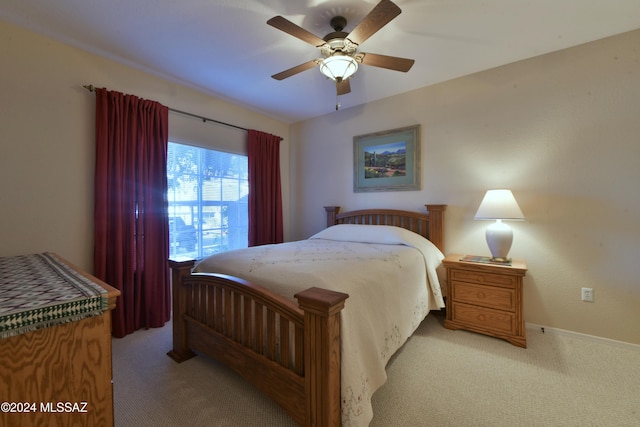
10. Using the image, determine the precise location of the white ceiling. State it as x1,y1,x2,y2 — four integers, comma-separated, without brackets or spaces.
2,0,640,123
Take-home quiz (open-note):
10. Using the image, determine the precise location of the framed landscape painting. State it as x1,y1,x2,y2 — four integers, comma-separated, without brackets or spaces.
353,125,421,192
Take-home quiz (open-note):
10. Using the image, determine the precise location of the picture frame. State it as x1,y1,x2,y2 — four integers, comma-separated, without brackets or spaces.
353,125,421,192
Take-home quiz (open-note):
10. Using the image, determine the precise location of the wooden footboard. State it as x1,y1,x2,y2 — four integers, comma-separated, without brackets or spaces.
168,260,348,426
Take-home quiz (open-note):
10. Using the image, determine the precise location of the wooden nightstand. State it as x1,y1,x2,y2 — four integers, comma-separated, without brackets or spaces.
443,254,528,348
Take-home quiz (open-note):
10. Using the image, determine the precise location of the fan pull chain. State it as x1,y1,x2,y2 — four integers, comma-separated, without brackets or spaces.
336,94,341,111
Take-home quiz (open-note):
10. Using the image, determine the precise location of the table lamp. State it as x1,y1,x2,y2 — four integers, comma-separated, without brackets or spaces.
474,189,525,262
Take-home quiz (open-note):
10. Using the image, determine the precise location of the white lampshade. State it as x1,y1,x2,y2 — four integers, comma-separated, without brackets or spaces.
474,189,525,262
319,54,358,81
474,189,525,220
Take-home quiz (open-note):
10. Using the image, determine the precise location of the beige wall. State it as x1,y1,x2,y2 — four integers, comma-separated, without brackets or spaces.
290,30,640,345
0,20,290,271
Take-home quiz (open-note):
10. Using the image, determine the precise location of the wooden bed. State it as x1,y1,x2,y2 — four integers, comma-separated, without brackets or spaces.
168,204,446,426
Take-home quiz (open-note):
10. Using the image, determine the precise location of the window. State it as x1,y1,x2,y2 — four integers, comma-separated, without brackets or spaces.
167,142,248,259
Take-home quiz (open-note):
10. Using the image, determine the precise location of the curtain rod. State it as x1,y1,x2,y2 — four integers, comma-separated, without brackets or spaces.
83,84,250,133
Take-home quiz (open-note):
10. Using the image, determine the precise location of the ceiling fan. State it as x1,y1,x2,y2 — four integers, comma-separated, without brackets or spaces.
267,0,415,109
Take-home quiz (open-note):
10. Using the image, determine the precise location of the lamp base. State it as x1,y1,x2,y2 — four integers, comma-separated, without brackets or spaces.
485,219,513,261
489,257,512,264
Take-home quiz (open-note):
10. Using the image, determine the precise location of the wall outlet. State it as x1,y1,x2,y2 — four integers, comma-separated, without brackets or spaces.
581,287,594,302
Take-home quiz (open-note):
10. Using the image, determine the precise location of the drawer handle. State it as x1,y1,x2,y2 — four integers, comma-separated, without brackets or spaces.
476,292,486,299
477,314,486,321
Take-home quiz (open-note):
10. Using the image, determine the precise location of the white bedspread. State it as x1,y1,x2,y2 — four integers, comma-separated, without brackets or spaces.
193,224,445,426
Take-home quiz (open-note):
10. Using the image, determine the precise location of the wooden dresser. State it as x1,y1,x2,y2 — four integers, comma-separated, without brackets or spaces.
0,255,120,427
443,253,527,348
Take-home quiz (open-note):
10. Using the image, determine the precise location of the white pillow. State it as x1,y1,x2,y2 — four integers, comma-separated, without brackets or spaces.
310,223,431,249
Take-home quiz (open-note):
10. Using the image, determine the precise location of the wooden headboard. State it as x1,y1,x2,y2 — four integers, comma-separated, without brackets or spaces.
324,204,446,253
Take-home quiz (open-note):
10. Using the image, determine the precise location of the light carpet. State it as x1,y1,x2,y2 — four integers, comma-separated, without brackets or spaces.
112,314,640,426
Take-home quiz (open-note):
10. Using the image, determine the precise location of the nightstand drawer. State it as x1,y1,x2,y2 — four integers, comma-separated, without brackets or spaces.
450,302,516,335
450,268,517,288
450,282,515,311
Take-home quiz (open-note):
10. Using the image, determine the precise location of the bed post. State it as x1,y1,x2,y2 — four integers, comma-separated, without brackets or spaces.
324,206,341,227
167,259,197,363
294,287,349,427
425,204,446,253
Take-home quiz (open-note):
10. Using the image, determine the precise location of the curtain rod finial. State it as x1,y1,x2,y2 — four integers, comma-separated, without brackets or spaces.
83,84,95,92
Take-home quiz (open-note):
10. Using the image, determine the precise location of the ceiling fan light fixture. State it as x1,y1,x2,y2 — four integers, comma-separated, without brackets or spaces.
319,54,358,82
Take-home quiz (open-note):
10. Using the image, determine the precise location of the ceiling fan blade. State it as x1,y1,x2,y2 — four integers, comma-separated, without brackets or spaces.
336,78,351,95
271,60,319,80
358,52,415,72
346,0,401,46
267,16,327,47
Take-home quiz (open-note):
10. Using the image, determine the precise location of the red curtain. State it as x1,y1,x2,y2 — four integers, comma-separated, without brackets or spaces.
93,88,171,338
247,130,283,246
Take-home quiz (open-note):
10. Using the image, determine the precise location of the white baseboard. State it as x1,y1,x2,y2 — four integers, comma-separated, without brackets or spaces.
526,322,640,351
